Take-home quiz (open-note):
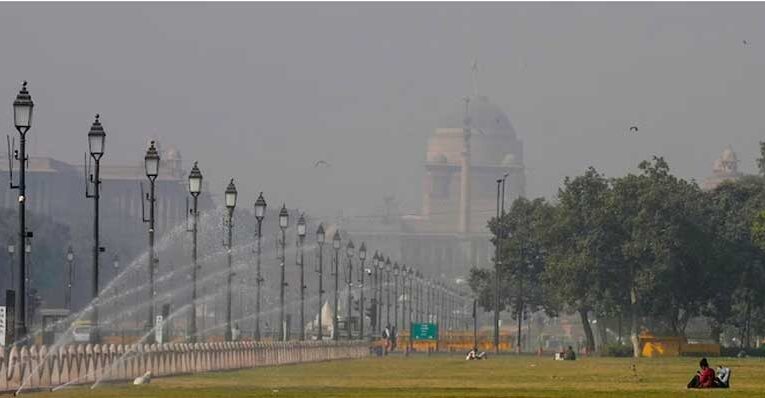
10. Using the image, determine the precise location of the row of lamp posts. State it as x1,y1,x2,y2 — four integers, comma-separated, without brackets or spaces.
4,81,470,346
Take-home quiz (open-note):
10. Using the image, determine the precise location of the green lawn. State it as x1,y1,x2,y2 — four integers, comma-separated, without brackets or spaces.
32,355,765,397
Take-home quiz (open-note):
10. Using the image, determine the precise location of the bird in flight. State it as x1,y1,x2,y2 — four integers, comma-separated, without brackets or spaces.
629,126,639,133
743,39,749,46
314,160,331,168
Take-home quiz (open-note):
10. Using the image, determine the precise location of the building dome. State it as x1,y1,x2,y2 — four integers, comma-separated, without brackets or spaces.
437,95,517,138
721,146,737,163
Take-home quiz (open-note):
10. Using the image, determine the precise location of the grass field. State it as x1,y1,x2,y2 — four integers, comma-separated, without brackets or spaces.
30,354,765,397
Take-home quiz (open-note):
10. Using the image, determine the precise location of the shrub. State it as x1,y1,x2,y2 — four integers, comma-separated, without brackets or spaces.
601,343,634,357
720,346,765,358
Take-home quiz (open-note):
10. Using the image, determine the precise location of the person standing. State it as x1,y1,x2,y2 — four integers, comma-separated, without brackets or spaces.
383,325,391,353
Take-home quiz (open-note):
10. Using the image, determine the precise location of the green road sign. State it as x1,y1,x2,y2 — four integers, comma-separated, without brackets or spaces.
411,323,438,340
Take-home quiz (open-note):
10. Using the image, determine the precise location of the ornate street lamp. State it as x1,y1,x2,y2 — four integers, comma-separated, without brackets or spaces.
426,279,432,324
376,253,383,332
408,267,415,328
315,224,325,340
385,257,392,327
332,230,341,340
85,113,107,344
358,242,366,340
297,213,306,341
416,271,423,323
278,204,289,341
345,240,354,340
186,162,202,342
141,141,160,340
253,192,266,340
224,179,237,341
400,265,408,333
393,263,400,330
11,81,33,342
406,266,415,352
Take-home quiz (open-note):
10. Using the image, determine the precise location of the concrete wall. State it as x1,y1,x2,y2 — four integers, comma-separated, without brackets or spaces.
0,341,368,392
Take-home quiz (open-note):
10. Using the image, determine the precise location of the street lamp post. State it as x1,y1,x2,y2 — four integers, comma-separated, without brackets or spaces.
439,283,445,331
85,114,106,344
494,176,504,354
400,265,407,332
332,231,341,341
187,162,202,342
393,263,399,330
437,282,442,328
358,243,366,340
278,204,289,341
65,247,74,311
414,270,422,322
426,279,432,324
407,267,414,330
315,224,325,340
11,82,33,343
385,258,391,327
224,179,238,341
142,141,160,339
407,267,415,353
297,213,306,341
253,193,266,341
345,240,354,340
375,253,382,333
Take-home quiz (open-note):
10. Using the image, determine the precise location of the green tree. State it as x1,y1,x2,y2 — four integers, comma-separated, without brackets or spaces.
609,157,718,355
756,142,765,176
542,167,615,353
710,176,765,347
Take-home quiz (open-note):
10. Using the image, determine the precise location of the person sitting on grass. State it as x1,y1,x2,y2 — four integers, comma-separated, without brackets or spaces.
715,365,731,388
687,358,716,389
466,347,486,360
563,346,576,361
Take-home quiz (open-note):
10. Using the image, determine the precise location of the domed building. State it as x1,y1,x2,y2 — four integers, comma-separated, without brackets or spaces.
347,94,525,278
703,145,742,190
423,95,525,233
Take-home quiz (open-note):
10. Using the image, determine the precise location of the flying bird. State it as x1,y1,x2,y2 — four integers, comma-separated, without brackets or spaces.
743,39,749,46
629,126,639,133
314,160,331,168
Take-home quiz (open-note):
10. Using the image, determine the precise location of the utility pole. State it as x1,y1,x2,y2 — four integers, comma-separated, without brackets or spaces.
494,178,502,354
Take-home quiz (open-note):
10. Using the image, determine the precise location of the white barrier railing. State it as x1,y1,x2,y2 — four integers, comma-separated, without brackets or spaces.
0,341,369,391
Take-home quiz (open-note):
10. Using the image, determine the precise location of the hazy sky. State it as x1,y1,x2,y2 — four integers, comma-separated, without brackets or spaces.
1,3,764,218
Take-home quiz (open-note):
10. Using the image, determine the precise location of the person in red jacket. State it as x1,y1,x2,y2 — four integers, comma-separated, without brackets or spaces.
687,358,716,388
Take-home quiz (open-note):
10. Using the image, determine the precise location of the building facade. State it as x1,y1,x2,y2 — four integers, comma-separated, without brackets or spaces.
347,94,525,279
